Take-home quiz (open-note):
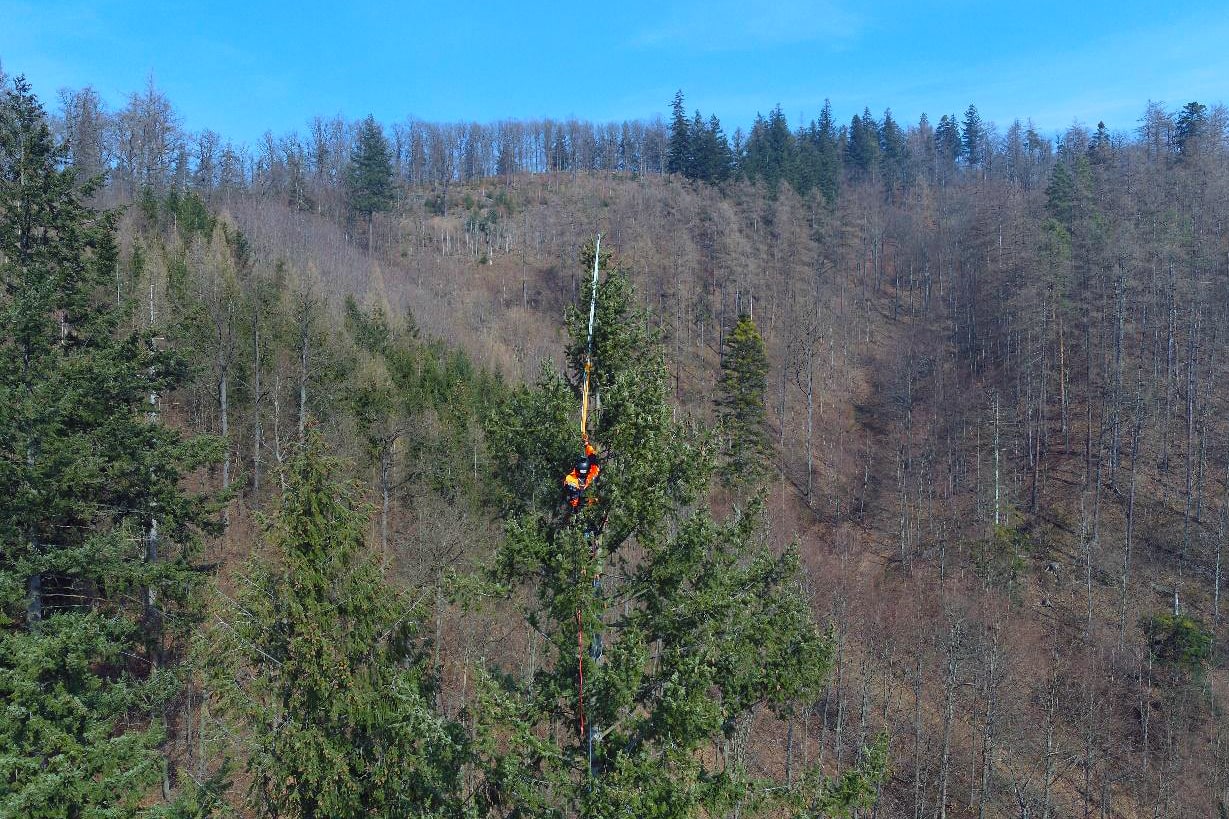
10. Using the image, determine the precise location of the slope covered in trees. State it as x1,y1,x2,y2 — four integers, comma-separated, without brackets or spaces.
4,64,1229,816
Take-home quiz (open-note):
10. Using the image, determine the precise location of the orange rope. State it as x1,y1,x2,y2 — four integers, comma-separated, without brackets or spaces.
576,608,586,741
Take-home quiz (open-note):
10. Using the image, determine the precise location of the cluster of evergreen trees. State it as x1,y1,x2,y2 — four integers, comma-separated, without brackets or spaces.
666,90,1052,201
667,91,735,185
0,75,222,817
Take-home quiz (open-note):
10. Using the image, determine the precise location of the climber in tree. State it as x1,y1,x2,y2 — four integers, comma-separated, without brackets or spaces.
563,441,600,510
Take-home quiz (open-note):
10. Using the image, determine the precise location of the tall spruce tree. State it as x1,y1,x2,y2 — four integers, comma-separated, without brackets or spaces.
802,99,841,204
667,90,690,176
934,113,962,182
0,76,218,817
209,433,466,818
741,106,796,193
1174,101,1208,160
716,312,771,486
846,109,881,180
345,115,395,254
479,248,876,817
879,108,911,192
961,103,986,168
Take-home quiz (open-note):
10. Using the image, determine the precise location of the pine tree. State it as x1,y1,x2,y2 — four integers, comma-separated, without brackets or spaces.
0,76,219,816
846,109,881,180
814,99,842,203
1174,101,1207,160
741,106,796,193
961,103,985,167
936,114,961,159
345,115,395,254
480,249,858,816
879,108,911,192
209,432,465,818
703,113,733,184
667,90,690,176
1087,121,1113,165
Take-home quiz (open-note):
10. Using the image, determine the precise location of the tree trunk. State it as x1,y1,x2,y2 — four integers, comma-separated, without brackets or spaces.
26,572,41,625
220,368,230,494
939,621,962,819
298,307,310,438
251,311,262,499
1120,394,1142,649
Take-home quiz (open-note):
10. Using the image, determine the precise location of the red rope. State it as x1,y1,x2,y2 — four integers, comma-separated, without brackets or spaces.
576,608,586,741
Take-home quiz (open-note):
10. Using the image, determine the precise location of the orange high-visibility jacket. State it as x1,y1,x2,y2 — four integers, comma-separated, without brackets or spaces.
564,470,583,507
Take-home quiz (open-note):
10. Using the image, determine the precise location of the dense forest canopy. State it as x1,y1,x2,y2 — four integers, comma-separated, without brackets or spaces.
2,62,1228,818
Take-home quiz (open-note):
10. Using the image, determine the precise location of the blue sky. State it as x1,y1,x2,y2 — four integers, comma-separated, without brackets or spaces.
2,0,1226,146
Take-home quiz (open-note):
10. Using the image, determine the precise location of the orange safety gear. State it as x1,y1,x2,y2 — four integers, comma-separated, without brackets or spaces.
564,470,583,508
563,442,602,510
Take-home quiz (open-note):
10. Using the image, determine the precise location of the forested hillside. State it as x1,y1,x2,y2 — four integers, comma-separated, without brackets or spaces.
2,67,1227,818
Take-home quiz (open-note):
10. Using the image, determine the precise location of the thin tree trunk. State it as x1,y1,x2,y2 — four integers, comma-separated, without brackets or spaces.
251,310,262,498
1041,669,1060,819
979,635,998,819
806,350,814,499
939,621,962,819
219,368,229,493
912,653,925,819
298,305,310,438
1120,392,1142,649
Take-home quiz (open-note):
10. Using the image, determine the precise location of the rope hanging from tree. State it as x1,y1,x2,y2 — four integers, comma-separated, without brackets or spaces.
575,235,602,770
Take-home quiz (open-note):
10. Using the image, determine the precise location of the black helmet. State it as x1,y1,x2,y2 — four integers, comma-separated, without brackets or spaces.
577,458,590,474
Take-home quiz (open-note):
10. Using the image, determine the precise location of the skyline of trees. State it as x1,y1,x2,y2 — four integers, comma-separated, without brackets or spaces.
33,68,1224,211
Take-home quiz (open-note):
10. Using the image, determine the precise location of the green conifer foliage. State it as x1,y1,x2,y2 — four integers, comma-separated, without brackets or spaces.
716,312,771,486
480,248,840,817
667,91,690,176
934,114,961,176
345,115,396,253
741,106,796,193
961,103,985,167
0,76,219,817
209,433,465,818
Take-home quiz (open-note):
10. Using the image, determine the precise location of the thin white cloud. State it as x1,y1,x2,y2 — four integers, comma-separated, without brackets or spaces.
632,0,864,52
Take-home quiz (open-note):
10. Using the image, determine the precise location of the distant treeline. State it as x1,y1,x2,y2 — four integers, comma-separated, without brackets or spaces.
49,74,1223,205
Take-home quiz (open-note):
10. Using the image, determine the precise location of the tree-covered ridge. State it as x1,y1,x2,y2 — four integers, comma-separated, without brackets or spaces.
0,74,879,817
37,70,1223,258
4,60,1229,817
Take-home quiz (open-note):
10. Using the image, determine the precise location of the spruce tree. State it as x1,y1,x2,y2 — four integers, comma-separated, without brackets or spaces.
699,113,733,184
807,99,841,204
879,108,911,191
345,115,395,254
935,114,961,159
1174,101,1207,159
716,312,771,486
209,432,465,818
689,110,707,180
667,90,690,176
741,106,796,193
0,76,218,816
846,109,881,180
479,248,868,816
961,103,985,167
